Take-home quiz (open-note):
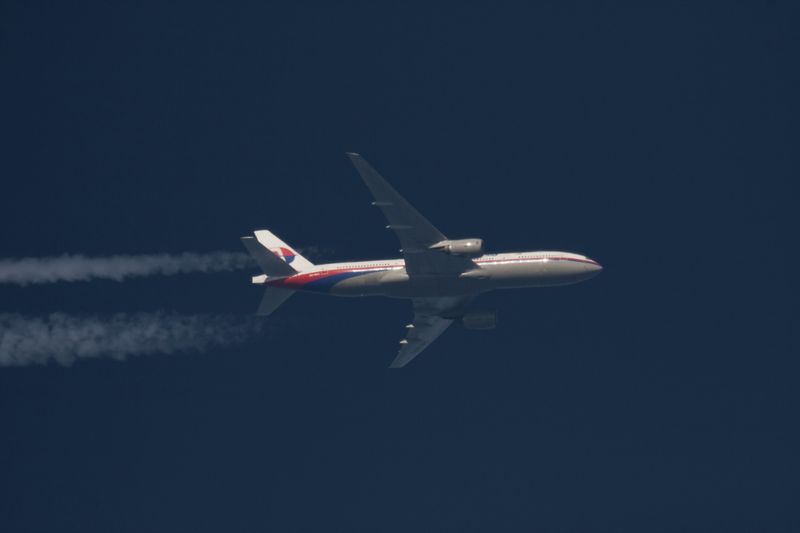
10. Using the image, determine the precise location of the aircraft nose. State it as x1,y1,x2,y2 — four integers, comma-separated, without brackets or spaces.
583,260,603,277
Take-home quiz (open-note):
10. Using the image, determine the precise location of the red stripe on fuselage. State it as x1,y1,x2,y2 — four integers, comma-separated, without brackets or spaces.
267,256,597,289
476,256,600,266
267,267,385,288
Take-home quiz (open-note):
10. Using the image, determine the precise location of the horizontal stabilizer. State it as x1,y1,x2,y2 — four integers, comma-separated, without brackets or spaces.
240,236,297,277
257,287,294,316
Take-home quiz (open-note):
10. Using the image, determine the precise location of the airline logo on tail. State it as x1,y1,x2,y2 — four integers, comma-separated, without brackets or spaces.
272,247,296,264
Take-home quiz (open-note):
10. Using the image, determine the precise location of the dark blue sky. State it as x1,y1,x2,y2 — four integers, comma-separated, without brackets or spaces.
1,2,798,531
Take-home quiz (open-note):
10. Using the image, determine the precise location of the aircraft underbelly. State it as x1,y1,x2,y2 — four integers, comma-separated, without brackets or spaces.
321,258,597,298
330,269,484,298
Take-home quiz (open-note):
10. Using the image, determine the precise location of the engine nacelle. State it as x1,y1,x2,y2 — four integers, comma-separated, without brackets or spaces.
461,310,498,330
430,238,484,257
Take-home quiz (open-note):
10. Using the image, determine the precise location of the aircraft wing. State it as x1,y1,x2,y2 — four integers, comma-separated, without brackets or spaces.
347,153,476,276
390,296,471,368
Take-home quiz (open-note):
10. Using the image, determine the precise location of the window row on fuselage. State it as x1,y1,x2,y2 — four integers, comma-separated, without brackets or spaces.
314,253,568,273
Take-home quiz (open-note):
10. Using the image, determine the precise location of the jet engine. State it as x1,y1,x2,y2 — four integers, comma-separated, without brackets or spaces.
461,310,498,330
430,238,483,257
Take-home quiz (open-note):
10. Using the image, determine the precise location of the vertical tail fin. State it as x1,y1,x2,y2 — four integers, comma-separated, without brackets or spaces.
240,236,297,277
240,229,311,316
252,230,315,272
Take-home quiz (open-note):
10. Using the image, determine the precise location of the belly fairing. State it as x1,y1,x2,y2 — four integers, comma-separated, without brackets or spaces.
331,269,489,298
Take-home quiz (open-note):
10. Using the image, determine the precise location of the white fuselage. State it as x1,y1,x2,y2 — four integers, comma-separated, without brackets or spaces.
260,251,602,299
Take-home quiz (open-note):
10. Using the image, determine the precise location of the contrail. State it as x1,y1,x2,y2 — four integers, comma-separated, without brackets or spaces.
0,312,265,367
0,252,254,285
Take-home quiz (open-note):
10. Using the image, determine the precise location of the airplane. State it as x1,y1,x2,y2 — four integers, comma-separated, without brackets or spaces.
240,153,602,368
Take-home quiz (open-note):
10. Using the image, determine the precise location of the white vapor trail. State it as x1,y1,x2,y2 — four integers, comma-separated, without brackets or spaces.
0,312,264,367
0,252,254,285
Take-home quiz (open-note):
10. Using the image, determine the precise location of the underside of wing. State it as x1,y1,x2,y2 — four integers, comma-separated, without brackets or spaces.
347,153,476,276
389,296,472,368
391,315,453,368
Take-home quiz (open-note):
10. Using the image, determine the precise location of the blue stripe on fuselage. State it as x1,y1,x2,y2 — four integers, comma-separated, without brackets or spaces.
300,270,374,292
